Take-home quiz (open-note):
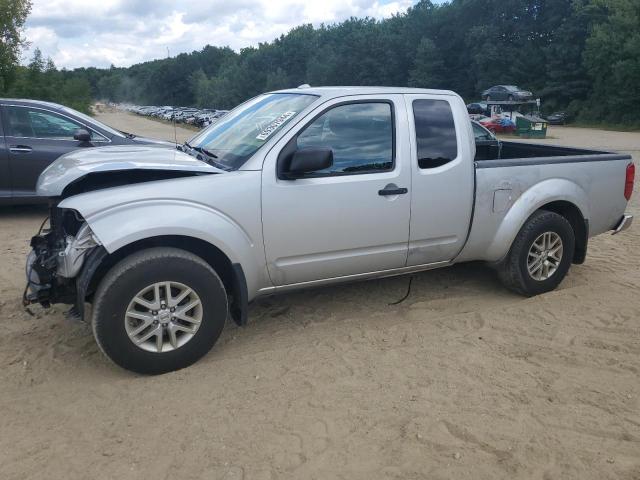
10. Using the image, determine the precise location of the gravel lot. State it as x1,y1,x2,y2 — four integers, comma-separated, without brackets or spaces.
1,112,639,480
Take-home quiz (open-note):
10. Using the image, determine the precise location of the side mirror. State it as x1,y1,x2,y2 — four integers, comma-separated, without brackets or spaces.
286,148,333,178
74,129,92,142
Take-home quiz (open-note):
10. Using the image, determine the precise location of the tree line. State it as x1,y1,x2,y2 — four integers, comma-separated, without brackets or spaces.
0,0,92,113
1,0,639,125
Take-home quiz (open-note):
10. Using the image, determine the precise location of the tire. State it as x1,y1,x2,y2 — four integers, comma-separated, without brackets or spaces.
498,210,575,296
92,247,228,374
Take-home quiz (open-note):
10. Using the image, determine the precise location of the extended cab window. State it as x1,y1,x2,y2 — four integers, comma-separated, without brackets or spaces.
295,102,394,175
5,106,103,141
413,99,458,169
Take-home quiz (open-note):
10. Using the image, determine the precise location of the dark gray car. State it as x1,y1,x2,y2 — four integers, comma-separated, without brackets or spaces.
481,85,533,102
0,99,173,204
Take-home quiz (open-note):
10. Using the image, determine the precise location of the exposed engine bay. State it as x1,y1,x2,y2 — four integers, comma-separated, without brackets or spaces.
24,145,222,316
24,202,101,315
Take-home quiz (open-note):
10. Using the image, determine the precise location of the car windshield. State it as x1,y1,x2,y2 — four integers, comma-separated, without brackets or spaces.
186,93,318,170
472,122,494,140
60,106,126,138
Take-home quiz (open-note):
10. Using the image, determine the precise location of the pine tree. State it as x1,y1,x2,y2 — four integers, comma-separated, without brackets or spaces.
408,38,447,89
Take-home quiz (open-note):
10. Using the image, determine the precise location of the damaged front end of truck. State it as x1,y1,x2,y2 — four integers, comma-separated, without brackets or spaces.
24,204,105,319
23,144,222,319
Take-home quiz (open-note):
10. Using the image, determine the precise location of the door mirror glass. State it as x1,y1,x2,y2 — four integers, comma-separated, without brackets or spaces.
286,148,333,177
74,129,92,142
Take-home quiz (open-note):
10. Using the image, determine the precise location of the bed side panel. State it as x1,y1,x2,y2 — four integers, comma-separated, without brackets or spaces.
457,158,630,263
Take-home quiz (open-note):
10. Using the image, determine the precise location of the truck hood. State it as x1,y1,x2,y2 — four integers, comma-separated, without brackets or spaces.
37,145,222,197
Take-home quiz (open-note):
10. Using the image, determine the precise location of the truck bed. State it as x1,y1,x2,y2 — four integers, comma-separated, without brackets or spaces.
479,141,630,166
457,141,633,264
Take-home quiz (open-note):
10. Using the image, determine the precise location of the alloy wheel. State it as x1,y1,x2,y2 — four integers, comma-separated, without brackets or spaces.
527,232,563,281
124,281,203,353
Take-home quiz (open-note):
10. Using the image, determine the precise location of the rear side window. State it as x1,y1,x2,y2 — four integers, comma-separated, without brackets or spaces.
413,99,458,169
295,102,394,175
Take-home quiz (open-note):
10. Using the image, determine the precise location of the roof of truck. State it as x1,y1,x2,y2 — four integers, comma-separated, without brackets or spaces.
271,86,459,98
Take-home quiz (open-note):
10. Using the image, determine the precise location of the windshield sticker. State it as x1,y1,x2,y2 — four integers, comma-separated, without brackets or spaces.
256,111,296,140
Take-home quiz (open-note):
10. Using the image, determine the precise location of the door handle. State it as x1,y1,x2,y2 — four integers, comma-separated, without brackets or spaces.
378,184,408,196
9,145,32,153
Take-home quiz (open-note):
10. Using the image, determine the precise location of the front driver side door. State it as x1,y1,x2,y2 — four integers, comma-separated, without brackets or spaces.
2,105,100,199
0,111,9,201
261,95,411,286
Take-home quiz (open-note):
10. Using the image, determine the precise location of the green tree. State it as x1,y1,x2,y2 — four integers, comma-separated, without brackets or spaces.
408,38,446,89
584,0,640,124
10,0,632,126
0,0,32,91
540,0,594,112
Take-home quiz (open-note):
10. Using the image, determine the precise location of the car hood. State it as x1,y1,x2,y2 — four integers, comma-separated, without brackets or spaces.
131,135,176,147
37,145,223,197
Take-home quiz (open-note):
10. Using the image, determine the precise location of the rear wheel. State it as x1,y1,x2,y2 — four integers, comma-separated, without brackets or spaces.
92,247,227,374
498,211,575,296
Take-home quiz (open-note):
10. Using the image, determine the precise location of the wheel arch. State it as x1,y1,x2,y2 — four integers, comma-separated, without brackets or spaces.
480,178,590,264
538,200,588,264
81,235,249,326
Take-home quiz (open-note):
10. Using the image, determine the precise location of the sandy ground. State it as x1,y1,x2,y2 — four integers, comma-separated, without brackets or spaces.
1,113,639,480
94,108,198,144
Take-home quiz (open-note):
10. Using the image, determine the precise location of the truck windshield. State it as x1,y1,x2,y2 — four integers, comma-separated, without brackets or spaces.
186,93,318,170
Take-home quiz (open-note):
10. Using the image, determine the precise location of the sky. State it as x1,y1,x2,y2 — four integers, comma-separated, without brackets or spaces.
22,0,437,70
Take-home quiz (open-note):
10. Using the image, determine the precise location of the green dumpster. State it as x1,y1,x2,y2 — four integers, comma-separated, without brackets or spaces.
516,115,548,139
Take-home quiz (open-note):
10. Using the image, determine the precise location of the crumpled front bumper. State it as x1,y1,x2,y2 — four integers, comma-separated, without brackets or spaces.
23,235,57,307
23,224,99,308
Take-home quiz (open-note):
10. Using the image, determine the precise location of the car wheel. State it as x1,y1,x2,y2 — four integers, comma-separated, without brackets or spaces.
92,247,228,374
498,210,575,296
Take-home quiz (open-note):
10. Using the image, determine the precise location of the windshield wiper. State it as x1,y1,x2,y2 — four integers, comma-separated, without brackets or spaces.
183,142,230,171
201,148,219,159
190,145,218,159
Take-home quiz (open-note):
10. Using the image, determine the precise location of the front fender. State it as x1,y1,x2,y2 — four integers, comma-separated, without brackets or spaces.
59,196,265,298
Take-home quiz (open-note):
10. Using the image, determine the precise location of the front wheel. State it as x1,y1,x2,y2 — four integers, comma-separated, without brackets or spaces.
498,211,575,296
92,247,228,374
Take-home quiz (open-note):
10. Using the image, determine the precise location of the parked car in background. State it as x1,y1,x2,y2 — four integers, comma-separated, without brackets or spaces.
472,120,502,160
478,116,516,134
0,99,173,204
482,85,533,102
24,86,634,373
546,111,570,125
122,104,229,128
467,102,489,115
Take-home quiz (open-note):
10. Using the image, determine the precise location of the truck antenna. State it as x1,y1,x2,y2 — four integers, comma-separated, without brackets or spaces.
167,47,178,146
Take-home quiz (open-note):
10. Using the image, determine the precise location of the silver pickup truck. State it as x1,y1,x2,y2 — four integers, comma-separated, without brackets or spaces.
24,86,634,374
